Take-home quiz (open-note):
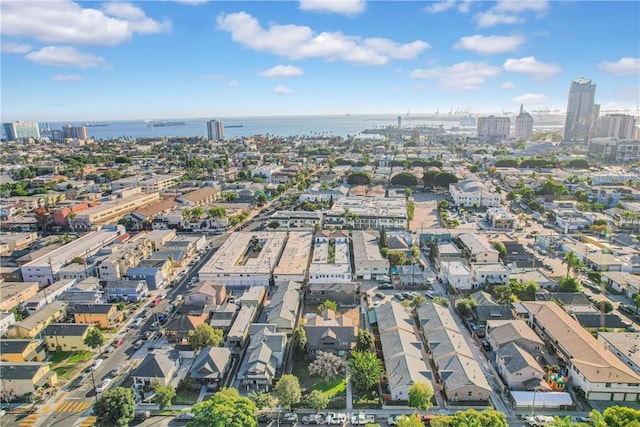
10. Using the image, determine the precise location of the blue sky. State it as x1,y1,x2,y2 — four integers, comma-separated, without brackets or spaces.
1,0,639,121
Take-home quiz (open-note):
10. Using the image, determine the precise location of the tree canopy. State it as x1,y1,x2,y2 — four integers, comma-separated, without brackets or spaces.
190,387,257,427
390,172,418,187
293,327,307,351
347,171,372,186
188,324,223,351
408,382,434,410
317,300,338,314
348,351,383,391
431,409,508,427
93,387,136,427
273,374,302,410
306,390,329,412
151,380,175,411
84,327,104,350
356,330,374,352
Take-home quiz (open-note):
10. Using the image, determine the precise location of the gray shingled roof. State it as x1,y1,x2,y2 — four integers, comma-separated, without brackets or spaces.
131,348,179,379
44,323,91,337
189,346,231,380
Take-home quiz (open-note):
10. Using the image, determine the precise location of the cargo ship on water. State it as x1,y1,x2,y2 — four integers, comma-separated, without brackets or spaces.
147,121,187,127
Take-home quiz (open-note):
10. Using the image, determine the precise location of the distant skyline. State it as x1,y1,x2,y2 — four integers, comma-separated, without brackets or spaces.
1,0,639,122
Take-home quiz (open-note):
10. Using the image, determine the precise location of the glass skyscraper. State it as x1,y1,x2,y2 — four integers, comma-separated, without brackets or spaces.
563,78,596,143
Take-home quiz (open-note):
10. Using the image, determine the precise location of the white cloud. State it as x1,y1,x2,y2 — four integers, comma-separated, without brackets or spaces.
274,85,293,94
227,80,240,88
599,58,640,76
424,0,456,14
503,56,560,79
299,0,365,16
216,12,429,66
454,34,524,54
410,61,501,90
474,0,549,28
171,0,209,4
424,0,472,14
1,40,31,54
1,0,170,46
500,81,515,89
260,65,304,78
25,46,108,68
513,93,548,104
200,74,224,81
52,74,83,81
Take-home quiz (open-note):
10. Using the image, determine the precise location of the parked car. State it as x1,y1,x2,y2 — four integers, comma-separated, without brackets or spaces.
394,294,405,301
69,376,84,390
351,413,375,425
327,413,346,425
175,412,195,421
111,364,125,376
95,378,112,393
375,292,386,299
281,413,298,424
387,414,407,426
372,301,383,308
114,337,125,348
134,410,151,421
91,358,104,371
302,414,319,424
425,290,435,299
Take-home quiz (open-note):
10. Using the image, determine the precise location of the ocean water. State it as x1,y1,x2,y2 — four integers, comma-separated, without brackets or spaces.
39,114,467,140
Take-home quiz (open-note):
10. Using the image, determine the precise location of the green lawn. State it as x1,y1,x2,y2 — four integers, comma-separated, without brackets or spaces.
52,365,77,381
291,351,346,399
49,351,94,364
173,388,199,405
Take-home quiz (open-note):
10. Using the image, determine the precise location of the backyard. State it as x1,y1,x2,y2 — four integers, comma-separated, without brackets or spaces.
291,352,346,409
50,351,94,381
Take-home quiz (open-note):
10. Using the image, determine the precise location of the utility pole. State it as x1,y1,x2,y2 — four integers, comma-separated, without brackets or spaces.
90,369,98,403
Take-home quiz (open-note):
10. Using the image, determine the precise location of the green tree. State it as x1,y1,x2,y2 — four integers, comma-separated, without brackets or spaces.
551,416,573,427
557,276,580,293
635,294,640,315
603,405,640,427
247,391,274,411
309,351,344,379
293,327,307,351
562,250,582,279
588,409,608,427
595,299,614,313
455,297,477,317
387,251,409,266
410,294,427,308
390,172,418,186
84,327,105,350
190,387,257,427
347,171,372,186
433,172,458,188
317,300,338,314
306,390,329,412
356,330,374,352
151,380,175,411
408,382,434,411
273,374,301,411
397,414,423,427
348,351,383,391
432,296,449,307
93,387,136,427
492,241,507,259
208,207,227,218
116,301,126,311
379,228,388,248
431,409,508,427
188,323,223,352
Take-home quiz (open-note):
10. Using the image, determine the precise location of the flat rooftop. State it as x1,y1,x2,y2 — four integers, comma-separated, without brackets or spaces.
273,232,313,276
200,232,286,275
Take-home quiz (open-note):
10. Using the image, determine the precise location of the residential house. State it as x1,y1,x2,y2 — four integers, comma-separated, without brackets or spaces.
470,263,510,287
485,320,544,355
601,271,640,299
417,302,491,402
176,187,220,206
440,261,472,291
186,281,227,306
238,286,267,308
0,362,57,398
43,323,92,352
131,347,181,388
376,302,431,402
270,211,322,229
226,305,258,352
209,303,239,333
106,279,149,302
96,237,154,281
584,252,631,273
486,207,515,229
162,313,208,344
189,346,232,390
573,313,628,332
265,281,301,334
307,282,359,305
236,324,287,391
23,278,76,314
521,301,640,401
496,343,549,391
0,339,46,362
352,230,390,280
7,300,67,339
304,308,358,356
0,281,39,312
0,312,16,337
456,233,500,264
449,179,501,208
71,304,122,328
127,259,171,290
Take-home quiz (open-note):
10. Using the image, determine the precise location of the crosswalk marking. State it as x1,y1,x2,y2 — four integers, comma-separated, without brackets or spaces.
80,416,97,427
18,414,39,427
55,400,93,413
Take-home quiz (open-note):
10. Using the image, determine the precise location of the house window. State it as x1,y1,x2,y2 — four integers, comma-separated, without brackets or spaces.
605,383,611,388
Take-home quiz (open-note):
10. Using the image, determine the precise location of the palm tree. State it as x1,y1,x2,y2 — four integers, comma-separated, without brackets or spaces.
67,211,76,232
562,250,582,279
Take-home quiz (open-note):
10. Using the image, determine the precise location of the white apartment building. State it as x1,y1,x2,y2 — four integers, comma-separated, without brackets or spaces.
351,230,389,280
199,232,286,287
96,236,154,281
21,225,126,286
325,197,408,230
270,211,322,229
477,116,510,142
449,179,501,208
308,232,352,284
470,263,510,287
110,173,181,193
273,231,313,286
251,165,283,183
440,261,472,291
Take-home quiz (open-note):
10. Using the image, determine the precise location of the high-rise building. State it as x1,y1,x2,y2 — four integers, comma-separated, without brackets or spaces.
62,124,88,140
397,116,402,129
477,115,510,143
207,120,224,141
2,121,40,140
514,104,534,141
594,114,637,140
563,78,596,142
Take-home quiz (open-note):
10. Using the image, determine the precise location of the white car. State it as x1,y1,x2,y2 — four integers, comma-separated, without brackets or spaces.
372,301,383,308
91,358,104,371
96,378,112,393
387,414,407,426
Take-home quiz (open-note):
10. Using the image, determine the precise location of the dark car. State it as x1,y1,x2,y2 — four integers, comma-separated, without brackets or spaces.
69,376,84,389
